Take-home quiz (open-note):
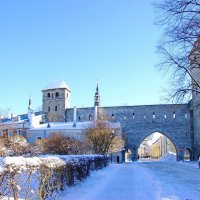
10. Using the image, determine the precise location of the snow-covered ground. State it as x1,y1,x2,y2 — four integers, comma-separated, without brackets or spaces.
2,153,200,200
60,161,200,200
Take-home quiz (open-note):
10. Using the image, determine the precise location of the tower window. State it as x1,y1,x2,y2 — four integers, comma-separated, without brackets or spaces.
153,112,155,119
56,92,59,97
48,106,50,112
55,106,58,111
79,116,81,121
47,93,50,98
67,93,69,98
133,113,135,119
52,93,54,98
89,115,92,121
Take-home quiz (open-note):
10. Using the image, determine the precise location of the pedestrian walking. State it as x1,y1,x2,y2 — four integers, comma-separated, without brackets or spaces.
198,156,200,168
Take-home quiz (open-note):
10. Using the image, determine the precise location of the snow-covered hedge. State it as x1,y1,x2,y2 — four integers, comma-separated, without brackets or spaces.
0,155,109,199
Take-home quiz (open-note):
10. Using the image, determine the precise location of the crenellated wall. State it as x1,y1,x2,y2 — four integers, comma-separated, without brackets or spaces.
66,104,193,160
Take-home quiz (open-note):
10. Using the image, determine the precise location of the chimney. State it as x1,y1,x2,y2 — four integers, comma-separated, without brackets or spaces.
94,106,98,122
73,106,77,122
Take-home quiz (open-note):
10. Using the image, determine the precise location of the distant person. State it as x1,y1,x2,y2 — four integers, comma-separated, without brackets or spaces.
198,157,200,168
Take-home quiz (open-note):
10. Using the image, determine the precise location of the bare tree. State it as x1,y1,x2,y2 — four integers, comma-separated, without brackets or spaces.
85,119,124,155
0,107,10,119
154,0,200,102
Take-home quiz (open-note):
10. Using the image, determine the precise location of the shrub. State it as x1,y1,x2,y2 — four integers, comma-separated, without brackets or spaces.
38,134,87,155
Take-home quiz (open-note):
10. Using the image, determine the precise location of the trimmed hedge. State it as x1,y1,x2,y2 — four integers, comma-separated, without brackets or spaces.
0,155,110,199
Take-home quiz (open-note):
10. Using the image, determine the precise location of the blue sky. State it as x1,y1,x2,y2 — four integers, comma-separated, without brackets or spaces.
0,0,168,114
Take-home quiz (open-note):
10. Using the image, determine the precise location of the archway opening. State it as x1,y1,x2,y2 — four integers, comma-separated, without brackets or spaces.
138,132,177,161
125,149,132,162
183,148,192,161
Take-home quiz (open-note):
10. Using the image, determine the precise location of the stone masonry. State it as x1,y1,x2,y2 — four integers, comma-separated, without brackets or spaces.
43,87,70,122
66,104,193,161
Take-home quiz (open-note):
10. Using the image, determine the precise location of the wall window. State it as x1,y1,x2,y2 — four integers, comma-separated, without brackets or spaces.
133,113,135,119
153,112,155,119
52,93,54,98
55,106,58,111
89,115,92,121
185,114,188,119
79,116,81,121
67,93,69,98
56,92,59,97
47,93,51,98
173,111,176,119
48,106,50,112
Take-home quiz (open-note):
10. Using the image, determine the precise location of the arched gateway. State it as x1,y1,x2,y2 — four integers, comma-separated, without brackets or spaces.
66,103,193,161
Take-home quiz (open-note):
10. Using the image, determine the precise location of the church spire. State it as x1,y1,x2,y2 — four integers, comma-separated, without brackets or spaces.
94,82,100,106
28,93,32,111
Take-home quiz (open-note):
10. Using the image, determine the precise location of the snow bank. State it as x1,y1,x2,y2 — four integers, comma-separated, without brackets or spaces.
159,152,177,162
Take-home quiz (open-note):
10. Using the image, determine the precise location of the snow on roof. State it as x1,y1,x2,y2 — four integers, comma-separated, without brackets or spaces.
29,122,91,131
0,119,27,126
29,121,121,131
42,80,70,91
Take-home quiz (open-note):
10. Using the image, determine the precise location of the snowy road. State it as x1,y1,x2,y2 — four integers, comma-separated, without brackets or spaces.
60,161,200,200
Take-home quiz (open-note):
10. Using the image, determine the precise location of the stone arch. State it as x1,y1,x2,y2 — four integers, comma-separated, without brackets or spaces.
136,131,178,160
183,147,193,161
124,126,181,161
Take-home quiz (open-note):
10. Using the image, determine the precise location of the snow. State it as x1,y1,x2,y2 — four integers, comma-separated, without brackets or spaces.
30,120,121,130
60,161,200,200
4,156,42,171
2,155,200,200
29,121,92,130
0,155,105,173
159,152,177,162
42,80,70,91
